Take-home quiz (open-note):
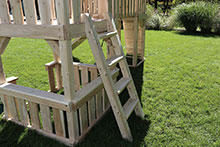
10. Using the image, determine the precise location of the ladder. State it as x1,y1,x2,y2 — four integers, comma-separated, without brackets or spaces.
83,13,144,142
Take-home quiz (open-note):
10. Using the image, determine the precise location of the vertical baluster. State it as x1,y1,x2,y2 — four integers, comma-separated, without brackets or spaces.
126,0,129,17
29,102,41,129
88,68,97,124
79,67,89,134
23,0,37,24
10,0,24,24
72,0,81,24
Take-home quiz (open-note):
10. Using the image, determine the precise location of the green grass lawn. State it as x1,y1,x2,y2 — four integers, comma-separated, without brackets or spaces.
0,30,220,147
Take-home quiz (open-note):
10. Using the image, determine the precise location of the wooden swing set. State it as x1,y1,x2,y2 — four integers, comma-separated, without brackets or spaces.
0,0,147,145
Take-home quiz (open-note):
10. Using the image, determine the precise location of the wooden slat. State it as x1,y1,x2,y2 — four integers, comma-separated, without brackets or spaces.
115,77,131,94
123,98,138,120
72,0,81,23
94,0,98,14
92,69,103,118
17,98,30,125
102,89,110,111
132,0,135,16
0,83,71,111
129,0,132,16
98,31,117,40
53,108,65,137
98,0,108,18
88,68,97,123
79,67,89,133
47,67,56,92
38,0,53,25
106,55,124,67
10,0,24,24
51,0,56,19
69,0,73,19
0,56,6,84
29,102,41,129
7,96,19,121
23,0,37,24
126,0,129,16
40,105,53,133
1,94,10,119
0,0,11,24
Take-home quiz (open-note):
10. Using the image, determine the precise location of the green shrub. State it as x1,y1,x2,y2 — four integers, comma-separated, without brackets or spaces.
197,2,218,33
146,14,162,30
213,11,220,34
175,3,200,32
145,4,176,30
146,4,154,22
175,2,219,33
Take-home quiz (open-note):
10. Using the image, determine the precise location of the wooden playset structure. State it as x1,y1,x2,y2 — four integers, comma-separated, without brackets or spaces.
0,0,147,145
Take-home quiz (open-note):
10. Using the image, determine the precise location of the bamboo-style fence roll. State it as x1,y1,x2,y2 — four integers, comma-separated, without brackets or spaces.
123,18,145,58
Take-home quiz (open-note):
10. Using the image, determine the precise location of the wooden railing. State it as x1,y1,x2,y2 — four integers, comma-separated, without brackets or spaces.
0,0,146,26
0,65,119,145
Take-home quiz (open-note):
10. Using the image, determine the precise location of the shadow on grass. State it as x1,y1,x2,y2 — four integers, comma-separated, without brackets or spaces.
0,58,149,147
174,31,220,38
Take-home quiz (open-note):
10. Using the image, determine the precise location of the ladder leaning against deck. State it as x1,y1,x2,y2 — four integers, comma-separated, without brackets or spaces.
83,13,144,141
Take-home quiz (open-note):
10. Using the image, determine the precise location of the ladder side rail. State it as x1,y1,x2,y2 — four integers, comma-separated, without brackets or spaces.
83,13,133,141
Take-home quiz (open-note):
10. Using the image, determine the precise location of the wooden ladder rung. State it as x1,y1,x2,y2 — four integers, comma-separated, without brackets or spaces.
115,77,131,94
98,31,117,40
123,98,139,120
106,55,124,67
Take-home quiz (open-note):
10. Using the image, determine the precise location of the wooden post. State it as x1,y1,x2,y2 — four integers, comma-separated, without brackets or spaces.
56,0,79,141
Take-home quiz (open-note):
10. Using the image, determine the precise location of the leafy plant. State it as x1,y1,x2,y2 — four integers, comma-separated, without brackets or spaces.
175,3,200,32
175,2,220,33
197,2,218,33
213,11,220,34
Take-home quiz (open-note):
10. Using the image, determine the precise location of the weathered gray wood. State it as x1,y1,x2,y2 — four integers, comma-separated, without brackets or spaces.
23,0,37,24
10,0,24,24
